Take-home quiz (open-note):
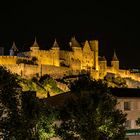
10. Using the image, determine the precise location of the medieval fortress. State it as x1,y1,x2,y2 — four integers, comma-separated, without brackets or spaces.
0,37,140,81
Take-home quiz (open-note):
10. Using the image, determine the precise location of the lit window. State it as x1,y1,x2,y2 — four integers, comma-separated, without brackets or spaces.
124,102,131,111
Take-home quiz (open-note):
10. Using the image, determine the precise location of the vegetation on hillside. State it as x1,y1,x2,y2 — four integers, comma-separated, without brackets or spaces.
57,76,127,140
19,74,63,97
0,66,127,140
104,76,128,88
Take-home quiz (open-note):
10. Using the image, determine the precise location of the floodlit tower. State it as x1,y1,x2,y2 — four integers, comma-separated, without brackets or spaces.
111,50,119,71
52,39,60,66
30,37,40,51
9,42,18,56
90,40,99,70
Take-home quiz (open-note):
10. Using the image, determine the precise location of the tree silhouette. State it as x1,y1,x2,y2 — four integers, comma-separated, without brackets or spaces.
57,76,126,140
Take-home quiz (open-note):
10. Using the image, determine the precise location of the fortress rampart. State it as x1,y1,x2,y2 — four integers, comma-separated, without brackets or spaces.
0,37,140,82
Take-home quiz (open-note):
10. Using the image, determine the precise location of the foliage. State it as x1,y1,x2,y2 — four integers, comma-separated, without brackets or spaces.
0,67,127,140
104,76,128,88
20,91,40,140
18,74,63,98
39,74,63,94
0,66,22,139
0,66,58,139
57,76,126,140
37,108,60,140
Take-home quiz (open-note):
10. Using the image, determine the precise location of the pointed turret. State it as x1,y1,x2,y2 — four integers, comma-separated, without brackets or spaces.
11,42,18,51
51,39,60,66
30,37,40,51
111,50,119,71
70,36,81,47
112,50,118,61
9,42,18,56
52,39,59,48
32,37,39,48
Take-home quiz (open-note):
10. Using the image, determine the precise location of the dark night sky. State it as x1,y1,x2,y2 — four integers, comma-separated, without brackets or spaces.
0,1,139,69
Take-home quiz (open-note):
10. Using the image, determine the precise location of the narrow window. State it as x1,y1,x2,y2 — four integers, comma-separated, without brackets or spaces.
124,102,131,111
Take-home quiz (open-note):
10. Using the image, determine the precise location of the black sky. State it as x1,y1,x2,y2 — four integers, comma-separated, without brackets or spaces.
0,1,139,69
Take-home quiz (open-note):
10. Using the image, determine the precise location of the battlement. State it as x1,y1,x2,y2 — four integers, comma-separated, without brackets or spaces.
0,56,31,65
1,37,139,83
0,56,17,58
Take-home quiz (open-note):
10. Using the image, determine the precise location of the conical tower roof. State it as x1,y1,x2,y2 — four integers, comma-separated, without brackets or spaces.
32,37,39,48
52,39,59,48
112,50,118,61
99,56,106,61
70,36,81,47
11,42,18,51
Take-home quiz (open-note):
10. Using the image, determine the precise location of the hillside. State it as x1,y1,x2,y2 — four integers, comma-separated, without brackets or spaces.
18,75,64,98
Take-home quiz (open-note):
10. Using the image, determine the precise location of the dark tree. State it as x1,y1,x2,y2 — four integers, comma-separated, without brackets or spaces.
0,67,40,140
57,76,126,140
0,66,22,139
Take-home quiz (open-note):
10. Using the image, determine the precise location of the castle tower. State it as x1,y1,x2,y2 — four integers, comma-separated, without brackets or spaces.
9,42,18,56
70,36,82,67
89,40,99,70
52,38,59,48
111,50,119,71
30,37,40,51
99,56,107,78
51,39,60,66
70,36,81,48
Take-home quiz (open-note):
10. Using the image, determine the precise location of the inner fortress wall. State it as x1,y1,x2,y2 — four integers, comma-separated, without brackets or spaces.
0,56,17,64
40,65,71,79
1,38,140,82
1,63,71,79
0,56,30,65
59,50,72,66
29,49,60,66
2,64,39,78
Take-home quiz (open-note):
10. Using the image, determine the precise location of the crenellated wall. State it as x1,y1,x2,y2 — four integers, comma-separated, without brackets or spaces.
0,56,18,64
0,56,30,65
106,67,140,82
1,63,72,79
3,64,39,78
1,38,140,82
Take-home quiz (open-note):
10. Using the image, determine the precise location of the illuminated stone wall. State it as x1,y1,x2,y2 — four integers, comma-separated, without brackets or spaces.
82,40,94,70
99,60,107,79
3,64,39,78
27,48,60,66
1,38,140,82
0,56,18,64
59,50,71,66
0,56,30,65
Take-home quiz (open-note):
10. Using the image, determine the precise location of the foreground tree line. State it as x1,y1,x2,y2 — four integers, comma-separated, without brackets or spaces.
0,66,127,140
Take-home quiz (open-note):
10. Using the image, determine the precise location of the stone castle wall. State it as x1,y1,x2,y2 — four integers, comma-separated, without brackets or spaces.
29,49,60,66
41,65,71,79
3,64,39,78
0,56,19,64
2,63,71,79
1,38,140,82
59,50,72,66
23,47,60,67
0,56,30,65
106,67,140,82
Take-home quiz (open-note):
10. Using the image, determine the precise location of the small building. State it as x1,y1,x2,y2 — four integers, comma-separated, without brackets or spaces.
111,88,140,140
